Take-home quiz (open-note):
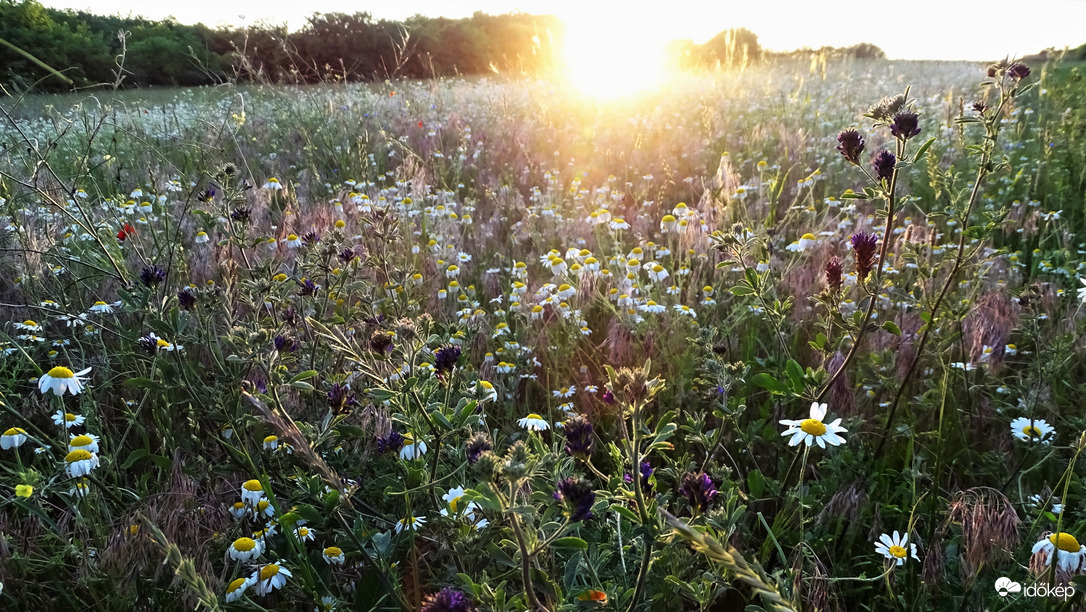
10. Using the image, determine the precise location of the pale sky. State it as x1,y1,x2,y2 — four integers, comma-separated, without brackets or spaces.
39,0,1086,61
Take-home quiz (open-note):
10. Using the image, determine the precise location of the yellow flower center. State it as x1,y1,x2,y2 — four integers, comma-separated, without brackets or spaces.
4,427,26,436
264,435,278,443
287,234,298,240
64,413,78,422
800,419,827,436
1050,533,1081,552
257,500,271,512
23,320,37,326
156,339,170,348
233,537,257,552
449,496,462,512
243,479,263,492
228,577,248,593
526,414,542,421
258,564,280,580
889,545,907,558
65,449,93,462
70,435,92,447
298,527,309,537
1022,426,1041,438
48,366,75,379
801,233,817,241
94,301,107,306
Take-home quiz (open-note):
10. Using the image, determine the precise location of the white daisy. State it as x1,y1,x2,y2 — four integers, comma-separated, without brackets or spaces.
322,546,345,565
262,178,283,190
1,427,29,450
399,433,427,460
874,530,919,566
68,433,100,454
53,410,85,428
65,449,100,477
1032,532,1086,573
241,479,265,506
1010,417,1055,444
395,515,425,533
228,537,263,562
251,561,292,595
779,402,847,448
225,576,253,603
518,413,550,431
38,366,92,396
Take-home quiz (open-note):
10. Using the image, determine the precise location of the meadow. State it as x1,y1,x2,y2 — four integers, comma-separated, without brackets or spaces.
1,56,1085,611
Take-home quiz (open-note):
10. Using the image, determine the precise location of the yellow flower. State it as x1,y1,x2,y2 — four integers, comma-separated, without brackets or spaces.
15,484,33,498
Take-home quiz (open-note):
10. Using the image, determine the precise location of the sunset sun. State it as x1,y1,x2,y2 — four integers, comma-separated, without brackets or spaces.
561,14,671,99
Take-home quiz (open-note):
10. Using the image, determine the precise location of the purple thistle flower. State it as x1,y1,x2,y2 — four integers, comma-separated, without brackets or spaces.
420,588,476,612
302,231,320,247
465,432,492,464
139,265,166,288
836,129,865,165
825,256,843,292
230,207,252,222
177,287,196,310
890,112,921,140
563,414,595,460
624,461,654,497
554,476,596,522
872,150,896,182
376,430,406,454
434,345,461,379
679,472,718,513
851,232,879,281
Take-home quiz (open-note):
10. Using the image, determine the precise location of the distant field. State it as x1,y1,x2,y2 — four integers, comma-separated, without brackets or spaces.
1,58,1085,611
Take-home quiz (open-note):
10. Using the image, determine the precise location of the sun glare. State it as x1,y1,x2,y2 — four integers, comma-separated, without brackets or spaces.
561,15,670,100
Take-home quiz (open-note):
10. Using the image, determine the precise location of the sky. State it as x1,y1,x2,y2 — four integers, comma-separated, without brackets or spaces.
38,0,1086,61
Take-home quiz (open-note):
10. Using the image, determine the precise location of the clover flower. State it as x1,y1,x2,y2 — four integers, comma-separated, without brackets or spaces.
679,471,718,512
465,432,492,464
889,112,921,140
836,129,865,165
825,256,843,292
562,414,595,460
872,150,896,182
139,265,166,287
421,588,476,612
555,476,596,522
624,461,654,497
434,344,461,378
376,430,406,454
851,232,879,281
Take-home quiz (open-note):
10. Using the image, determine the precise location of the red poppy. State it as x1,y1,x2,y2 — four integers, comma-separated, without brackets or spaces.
418,121,424,128
117,222,135,241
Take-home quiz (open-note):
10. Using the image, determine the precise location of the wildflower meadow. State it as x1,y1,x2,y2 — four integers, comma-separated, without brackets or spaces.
2,51,1086,612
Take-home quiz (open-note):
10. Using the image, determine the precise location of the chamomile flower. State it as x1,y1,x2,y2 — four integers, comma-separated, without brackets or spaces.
786,233,818,252
1011,417,1055,444
263,435,279,450
263,178,283,190
874,531,919,565
69,479,90,498
399,433,427,460
14,320,41,331
225,576,253,603
65,449,100,477
1,427,28,450
323,546,345,565
395,515,425,533
229,501,249,519
779,402,847,448
295,526,316,542
68,433,100,454
609,218,630,231
241,479,265,506
1032,533,1086,572
38,366,92,396
228,537,263,562
194,230,209,244
283,234,303,248
251,561,292,596
88,301,114,314
553,386,576,398
518,413,550,431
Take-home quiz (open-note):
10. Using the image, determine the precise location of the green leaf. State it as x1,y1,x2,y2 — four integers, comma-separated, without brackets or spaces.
289,370,318,384
882,321,901,336
751,373,789,395
608,504,641,524
912,137,936,162
747,469,765,498
785,359,804,393
124,377,163,390
550,537,589,550
729,285,755,296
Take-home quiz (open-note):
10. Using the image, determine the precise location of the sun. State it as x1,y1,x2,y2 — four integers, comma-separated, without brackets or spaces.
560,14,671,100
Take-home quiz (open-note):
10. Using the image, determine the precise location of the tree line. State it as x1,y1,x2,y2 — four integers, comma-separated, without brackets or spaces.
0,0,887,92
